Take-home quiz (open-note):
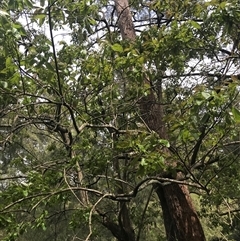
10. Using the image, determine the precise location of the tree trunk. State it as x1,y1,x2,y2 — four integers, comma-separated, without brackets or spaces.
114,0,206,240
155,183,206,241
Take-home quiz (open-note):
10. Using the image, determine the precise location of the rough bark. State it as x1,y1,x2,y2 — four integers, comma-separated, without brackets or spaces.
155,184,206,241
114,0,136,41
114,0,206,240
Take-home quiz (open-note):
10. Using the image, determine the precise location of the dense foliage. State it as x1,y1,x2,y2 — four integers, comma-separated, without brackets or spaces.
0,0,240,240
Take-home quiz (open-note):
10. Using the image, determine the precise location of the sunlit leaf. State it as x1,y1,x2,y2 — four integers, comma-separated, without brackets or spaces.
0,10,9,16
158,139,170,147
201,91,211,99
140,158,147,166
190,20,201,29
111,43,123,53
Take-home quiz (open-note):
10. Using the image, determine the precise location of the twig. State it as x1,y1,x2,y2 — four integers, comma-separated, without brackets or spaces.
85,194,108,241
136,187,153,241
63,168,85,206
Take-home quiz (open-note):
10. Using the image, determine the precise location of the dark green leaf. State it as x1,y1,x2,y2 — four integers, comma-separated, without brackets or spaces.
232,107,240,123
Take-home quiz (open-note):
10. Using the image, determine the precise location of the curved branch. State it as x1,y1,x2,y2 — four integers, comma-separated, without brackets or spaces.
85,194,108,241
0,176,203,213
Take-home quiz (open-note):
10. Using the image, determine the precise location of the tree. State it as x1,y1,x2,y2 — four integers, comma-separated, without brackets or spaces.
0,0,240,240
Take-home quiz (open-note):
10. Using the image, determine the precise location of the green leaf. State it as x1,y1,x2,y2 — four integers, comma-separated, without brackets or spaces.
201,113,209,124
5,56,12,68
12,23,27,36
232,107,240,123
45,62,55,72
158,139,170,148
140,158,147,166
41,222,46,231
24,0,33,8
111,43,123,53
219,1,227,9
0,10,9,16
137,143,146,152
196,99,204,105
8,0,16,9
201,91,211,99
190,20,201,29
0,14,9,25
22,190,28,197
88,17,96,25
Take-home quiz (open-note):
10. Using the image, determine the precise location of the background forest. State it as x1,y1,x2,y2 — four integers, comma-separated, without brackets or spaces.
0,0,240,240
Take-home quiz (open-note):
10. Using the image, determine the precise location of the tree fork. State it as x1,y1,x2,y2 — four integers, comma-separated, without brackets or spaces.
114,0,206,240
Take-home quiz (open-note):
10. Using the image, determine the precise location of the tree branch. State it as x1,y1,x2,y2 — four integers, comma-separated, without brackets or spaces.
48,1,63,123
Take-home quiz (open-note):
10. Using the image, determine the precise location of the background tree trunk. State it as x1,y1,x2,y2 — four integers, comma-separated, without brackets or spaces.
114,0,206,240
